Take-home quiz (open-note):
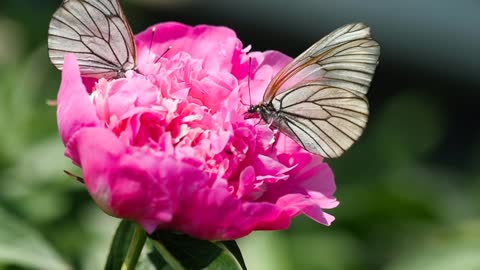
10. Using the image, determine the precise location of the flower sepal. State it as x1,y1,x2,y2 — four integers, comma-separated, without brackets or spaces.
105,219,247,270
149,230,248,270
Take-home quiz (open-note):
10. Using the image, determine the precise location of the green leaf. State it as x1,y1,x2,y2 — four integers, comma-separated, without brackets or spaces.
0,206,70,270
135,242,168,270
219,241,248,270
105,220,135,270
105,220,146,270
150,231,247,270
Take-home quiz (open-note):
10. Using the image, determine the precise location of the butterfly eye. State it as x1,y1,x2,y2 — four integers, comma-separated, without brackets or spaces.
48,0,137,79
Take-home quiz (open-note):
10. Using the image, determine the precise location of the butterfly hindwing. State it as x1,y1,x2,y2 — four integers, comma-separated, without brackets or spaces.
270,83,369,158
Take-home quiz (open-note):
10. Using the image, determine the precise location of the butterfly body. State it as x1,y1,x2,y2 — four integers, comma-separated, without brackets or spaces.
247,103,274,122
248,101,301,145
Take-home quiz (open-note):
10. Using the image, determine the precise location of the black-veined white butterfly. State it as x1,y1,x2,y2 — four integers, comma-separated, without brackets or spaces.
248,23,380,158
48,0,136,78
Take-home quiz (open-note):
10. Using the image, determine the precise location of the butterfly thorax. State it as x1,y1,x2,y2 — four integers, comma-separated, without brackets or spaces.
246,103,279,124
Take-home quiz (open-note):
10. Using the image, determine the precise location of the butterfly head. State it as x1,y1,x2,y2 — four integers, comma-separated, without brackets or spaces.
245,104,261,119
245,103,276,121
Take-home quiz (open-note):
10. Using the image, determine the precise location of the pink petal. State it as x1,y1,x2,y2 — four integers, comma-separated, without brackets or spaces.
71,127,174,231
136,22,242,73
302,205,336,225
240,50,292,104
57,55,100,146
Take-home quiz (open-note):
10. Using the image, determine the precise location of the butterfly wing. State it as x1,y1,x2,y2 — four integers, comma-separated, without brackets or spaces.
48,0,136,78
263,23,380,158
270,83,369,158
264,23,379,101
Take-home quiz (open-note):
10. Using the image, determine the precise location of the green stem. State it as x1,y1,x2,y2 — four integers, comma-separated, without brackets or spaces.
120,223,147,270
151,238,185,270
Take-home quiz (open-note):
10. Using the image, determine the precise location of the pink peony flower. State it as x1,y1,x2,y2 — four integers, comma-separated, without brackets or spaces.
57,22,338,240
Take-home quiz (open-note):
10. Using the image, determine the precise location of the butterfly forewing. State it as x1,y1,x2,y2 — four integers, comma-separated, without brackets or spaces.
48,0,136,78
263,23,379,101
257,23,379,158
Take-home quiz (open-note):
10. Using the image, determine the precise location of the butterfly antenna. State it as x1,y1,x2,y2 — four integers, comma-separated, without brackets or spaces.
154,46,172,64
148,27,156,59
247,56,253,106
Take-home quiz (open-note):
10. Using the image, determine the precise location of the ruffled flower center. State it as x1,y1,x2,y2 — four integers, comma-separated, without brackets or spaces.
90,50,290,200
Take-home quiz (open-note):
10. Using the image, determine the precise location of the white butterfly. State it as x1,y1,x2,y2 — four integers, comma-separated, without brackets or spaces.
48,0,136,78
248,23,380,158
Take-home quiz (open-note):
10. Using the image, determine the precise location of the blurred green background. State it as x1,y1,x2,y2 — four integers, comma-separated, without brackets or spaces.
1,0,479,269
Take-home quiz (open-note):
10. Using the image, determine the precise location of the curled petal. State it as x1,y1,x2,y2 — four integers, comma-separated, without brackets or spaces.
57,55,100,164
